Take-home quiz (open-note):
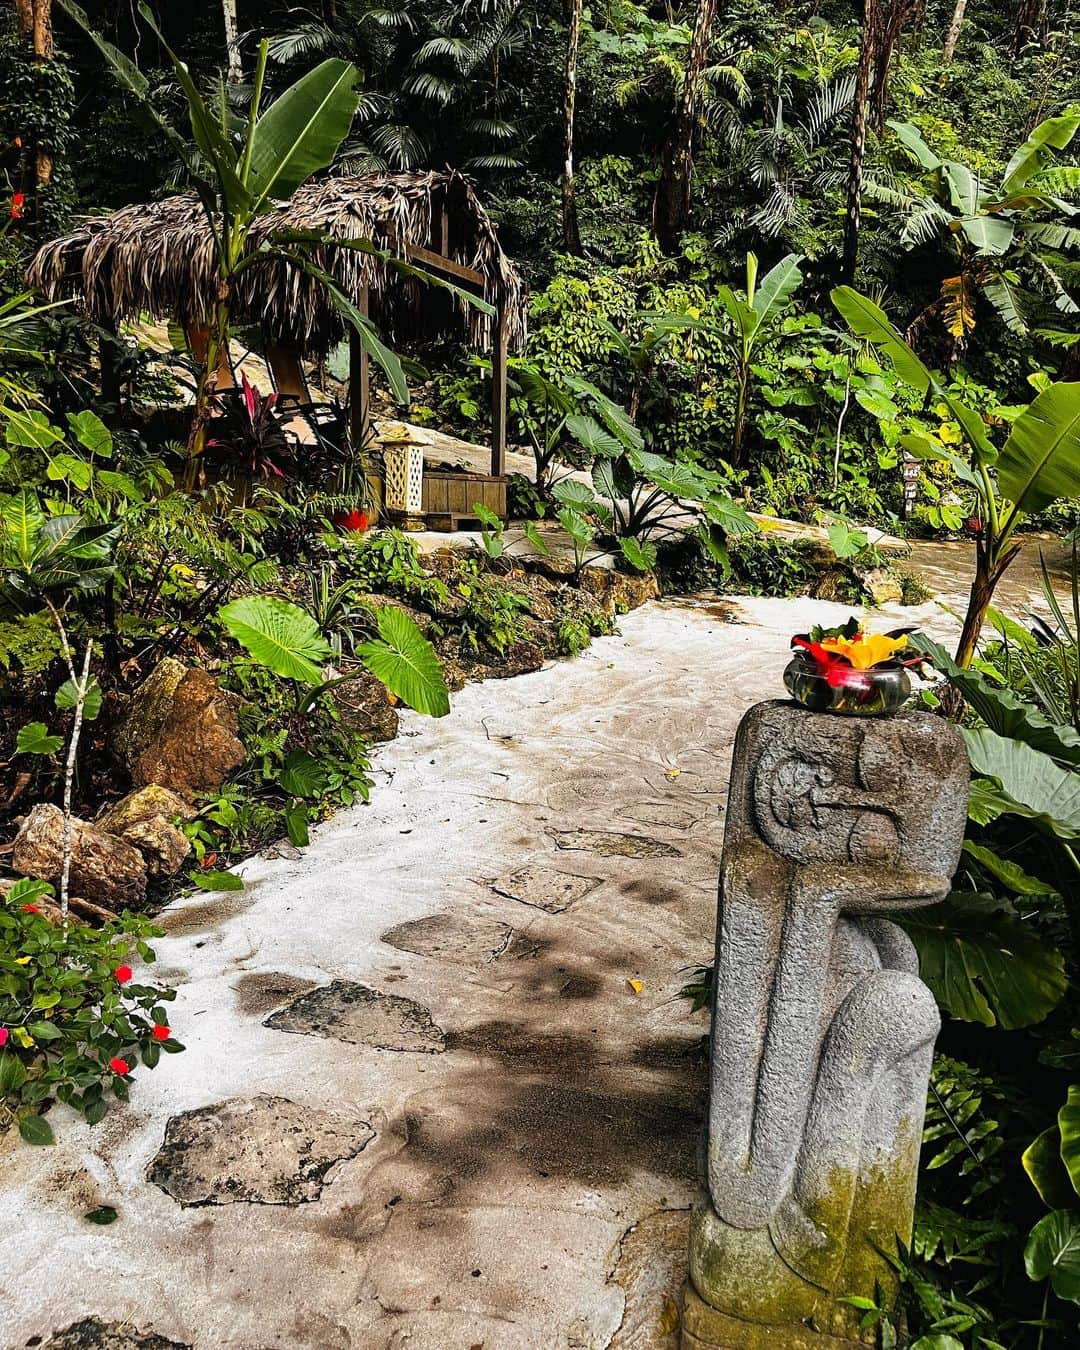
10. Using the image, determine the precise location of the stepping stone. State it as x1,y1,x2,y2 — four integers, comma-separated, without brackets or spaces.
146,1094,373,1207
264,980,445,1053
491,864,603,914
552,829,681,858
381,912,520,967
44,1319,190,1349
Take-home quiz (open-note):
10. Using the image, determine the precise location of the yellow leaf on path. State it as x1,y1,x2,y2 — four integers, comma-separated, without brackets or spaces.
627,979,643,994
665,768,681,780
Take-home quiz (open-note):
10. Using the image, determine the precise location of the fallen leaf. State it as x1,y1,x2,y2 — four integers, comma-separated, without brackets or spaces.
665,768,681,780
659,1295,680,1333
627,979,643,994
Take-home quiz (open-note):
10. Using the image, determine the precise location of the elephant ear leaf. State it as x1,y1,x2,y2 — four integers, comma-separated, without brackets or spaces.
218,596,332,685
1023,1125,1077,1210
901,891,1067,1029
357,605,449,718
1025,1210,1080,1303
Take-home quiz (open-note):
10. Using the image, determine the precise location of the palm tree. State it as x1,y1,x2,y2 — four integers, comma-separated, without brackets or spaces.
653,0,719,254
561,0,583,255
265,1,526,172
867,110,1080,345
842,0,917,282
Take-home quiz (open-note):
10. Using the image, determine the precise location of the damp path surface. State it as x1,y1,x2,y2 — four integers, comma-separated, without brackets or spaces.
0,590,963,1350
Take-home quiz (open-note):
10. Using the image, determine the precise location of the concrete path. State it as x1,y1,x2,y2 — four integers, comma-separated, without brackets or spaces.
0,567,1061,1349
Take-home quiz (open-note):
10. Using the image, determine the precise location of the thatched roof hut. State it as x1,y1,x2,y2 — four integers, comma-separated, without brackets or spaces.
27,170,527,356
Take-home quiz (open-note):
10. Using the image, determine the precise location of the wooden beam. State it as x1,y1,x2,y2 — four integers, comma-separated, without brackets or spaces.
388,237,485,287
490,302,508,480
349,288,370,450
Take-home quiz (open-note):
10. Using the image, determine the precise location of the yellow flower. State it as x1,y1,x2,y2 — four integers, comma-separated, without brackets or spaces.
821,632,908,669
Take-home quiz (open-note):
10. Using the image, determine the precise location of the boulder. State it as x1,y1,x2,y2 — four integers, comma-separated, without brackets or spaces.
12,803,147,909
116,659,246,801
333,671,400,743
857,566,905,606
578,566,660,616
98,786,195,877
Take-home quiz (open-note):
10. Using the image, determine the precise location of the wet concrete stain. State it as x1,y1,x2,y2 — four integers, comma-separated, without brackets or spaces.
621,878,685,906
159,892,254,937
265,980,446,1053
146,1094,374,1207
616,800,703,831
552,830,682,859
39,1320,191,1349
491,863,604,914
232,970,319,1016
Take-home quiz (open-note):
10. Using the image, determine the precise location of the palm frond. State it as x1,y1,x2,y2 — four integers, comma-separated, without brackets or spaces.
801,75,856,148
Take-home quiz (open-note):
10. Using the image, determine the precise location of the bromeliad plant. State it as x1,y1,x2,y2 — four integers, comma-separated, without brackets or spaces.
0,878,180,1146
832,287,1080,668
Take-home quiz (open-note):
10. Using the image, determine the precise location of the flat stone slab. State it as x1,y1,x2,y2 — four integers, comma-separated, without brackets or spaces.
617,800,703,830
264,980,445,1053
146,1094,373,1207
491,864,603,914
552,829,682,858
381,911,519,966
44,1320,191,1349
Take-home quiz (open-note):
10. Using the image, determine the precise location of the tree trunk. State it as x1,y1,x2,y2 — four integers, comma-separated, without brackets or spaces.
943,0,967,61
1012,0,1049,54
14,0,54,189
561,0,583,255
652,0,718,254
842,0,877,283
222,0,242,83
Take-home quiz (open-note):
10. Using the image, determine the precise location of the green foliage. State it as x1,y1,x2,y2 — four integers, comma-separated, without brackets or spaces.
0,880,181,1144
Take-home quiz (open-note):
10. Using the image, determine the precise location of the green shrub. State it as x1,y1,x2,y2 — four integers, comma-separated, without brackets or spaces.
0,879,180,1145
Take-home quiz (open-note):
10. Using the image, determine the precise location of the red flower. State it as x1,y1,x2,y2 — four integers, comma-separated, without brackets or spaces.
792,636,857,689
334,508,370,533
10,192,25,219
108,1057,130,1075
0,1028,8,1048
21,903,40,913
152,1024,171,1042
113,965,133,984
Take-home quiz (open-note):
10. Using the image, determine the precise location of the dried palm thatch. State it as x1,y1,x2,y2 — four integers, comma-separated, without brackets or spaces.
27,171,526,356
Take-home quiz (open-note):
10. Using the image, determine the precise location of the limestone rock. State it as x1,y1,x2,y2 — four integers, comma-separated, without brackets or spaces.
117,659,245,800
97,785,194,876
147,1094,374,1206
578,566,660,616
12,803,147,908
44,1318,191,1349
857,565,904,606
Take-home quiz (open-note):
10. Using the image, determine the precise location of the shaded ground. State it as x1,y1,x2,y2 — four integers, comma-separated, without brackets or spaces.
0,553,1059,1348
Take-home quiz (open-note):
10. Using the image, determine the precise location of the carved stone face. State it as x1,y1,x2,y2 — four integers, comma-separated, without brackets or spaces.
746,704,969,875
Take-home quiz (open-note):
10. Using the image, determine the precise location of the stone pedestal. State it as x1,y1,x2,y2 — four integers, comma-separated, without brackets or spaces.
684,702,968,1347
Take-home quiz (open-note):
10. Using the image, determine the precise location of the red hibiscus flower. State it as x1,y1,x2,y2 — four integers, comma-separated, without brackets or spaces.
21,903,40,913
334,508,370,532
10,192,25,220
152,1024,171,1042
113,964,133,984
108,1057,130,1075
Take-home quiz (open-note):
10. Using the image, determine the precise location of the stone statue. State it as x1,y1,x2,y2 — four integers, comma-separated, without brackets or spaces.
684,701,969,1349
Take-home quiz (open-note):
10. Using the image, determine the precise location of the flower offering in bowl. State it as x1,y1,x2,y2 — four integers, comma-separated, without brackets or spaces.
784,618,920,717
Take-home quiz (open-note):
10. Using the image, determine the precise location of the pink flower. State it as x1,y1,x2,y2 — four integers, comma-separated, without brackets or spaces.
0,1028,9,1048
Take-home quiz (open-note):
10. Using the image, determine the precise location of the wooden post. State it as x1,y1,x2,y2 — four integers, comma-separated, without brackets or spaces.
349,287,371,450
99,318,121,412
490,301,508,479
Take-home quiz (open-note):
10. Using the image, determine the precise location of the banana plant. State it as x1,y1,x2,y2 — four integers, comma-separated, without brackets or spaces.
867,109,1080,342
716,252,804,464
832,286,1080,667
58,2,491,465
